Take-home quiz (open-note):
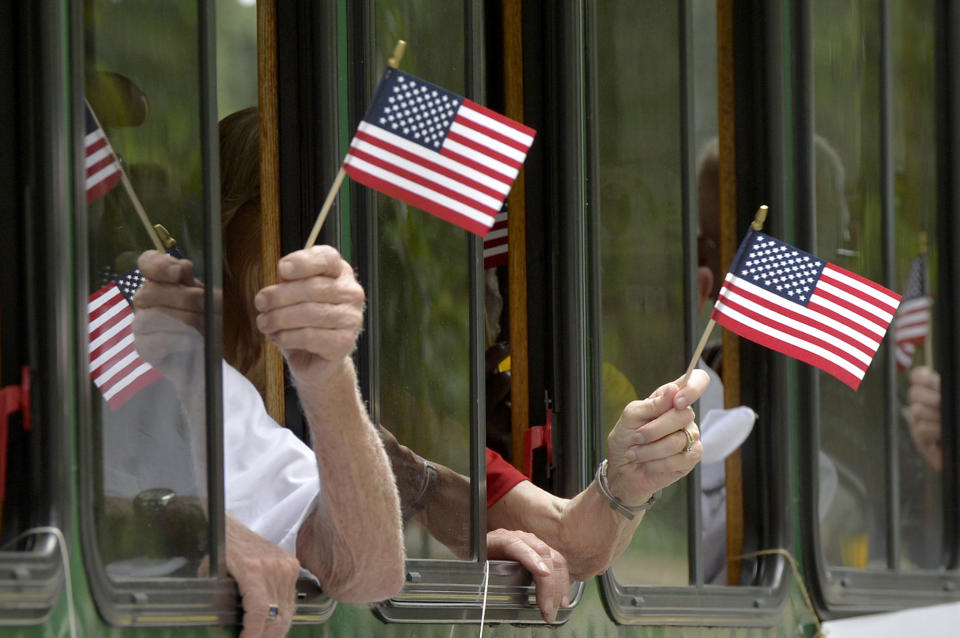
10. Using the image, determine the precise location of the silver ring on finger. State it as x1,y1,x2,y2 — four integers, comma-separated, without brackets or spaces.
267,603,280,620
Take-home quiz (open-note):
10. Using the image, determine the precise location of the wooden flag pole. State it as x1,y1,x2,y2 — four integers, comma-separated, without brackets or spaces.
920,231,933,367
302,40,407,250
85,104,164,252
679,205,768,387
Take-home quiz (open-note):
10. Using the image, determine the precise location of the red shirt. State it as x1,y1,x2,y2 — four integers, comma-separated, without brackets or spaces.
486,448,527,509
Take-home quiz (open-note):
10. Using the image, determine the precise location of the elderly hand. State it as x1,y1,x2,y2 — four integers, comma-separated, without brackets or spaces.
203,517,301,638
487,529,571,624
605,370,710,506
131,250,208,367
254,246,364,387
906,366,942,472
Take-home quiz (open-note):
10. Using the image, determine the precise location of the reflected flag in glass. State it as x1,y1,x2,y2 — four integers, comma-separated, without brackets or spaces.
84,101,122,204
88,265,163,410
343,68,536,237
893,254,932,371
711,230,901,390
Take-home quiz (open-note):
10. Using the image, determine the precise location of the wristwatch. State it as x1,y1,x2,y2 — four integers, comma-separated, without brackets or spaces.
594,459,661,521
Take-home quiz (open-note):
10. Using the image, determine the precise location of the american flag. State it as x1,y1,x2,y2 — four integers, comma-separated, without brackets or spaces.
711,230,901,390
483,206,509,269
88,266,162,410
343,68,536,237
84,101,123,205
893,254,932,371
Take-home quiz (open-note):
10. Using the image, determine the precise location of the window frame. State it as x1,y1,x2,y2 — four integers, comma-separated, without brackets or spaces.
74,1,240,627
795,0,960,616
0,0,72,624
590,0,794,624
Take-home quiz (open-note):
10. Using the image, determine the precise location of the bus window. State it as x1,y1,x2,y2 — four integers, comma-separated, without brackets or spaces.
80,0,224,623
804,0,959,609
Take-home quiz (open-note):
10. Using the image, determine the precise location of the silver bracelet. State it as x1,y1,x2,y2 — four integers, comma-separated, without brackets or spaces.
594,459,661,521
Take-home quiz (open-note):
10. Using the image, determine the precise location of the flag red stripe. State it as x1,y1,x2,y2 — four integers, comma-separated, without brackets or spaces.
819,270,899,315
713,312,862,389
825,263,902,303
715,295,871,372
106,368,163,410
453,115,532,154
462,98,537,138
88,296,129,326
352,130,511,197
86,174,121,205
346,146,501,217
720,281,877,358
87,154,119,178
344,167,494,236
444,130,523,169
90,342,138,380
89,328,132,362
85,137,108,155
439,145,518,184
810,288,889,332
483,235,508,249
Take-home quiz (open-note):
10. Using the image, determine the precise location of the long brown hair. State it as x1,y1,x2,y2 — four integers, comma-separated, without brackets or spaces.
219,107,265,394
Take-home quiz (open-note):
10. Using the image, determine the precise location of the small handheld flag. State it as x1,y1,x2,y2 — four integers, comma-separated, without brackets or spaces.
343,67,536,237
893,253,932,371
88,266,162,410
711,228,901,390
84,101,122,204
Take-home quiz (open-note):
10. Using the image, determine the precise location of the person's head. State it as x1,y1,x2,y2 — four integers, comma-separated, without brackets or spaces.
219,107,265,393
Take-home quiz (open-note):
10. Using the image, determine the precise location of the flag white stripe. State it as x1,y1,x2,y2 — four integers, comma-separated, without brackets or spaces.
88,285,122,313
88,299,128,334
449,121,528,163
714,300,866,379
807,291,887,339
483,244,508,259
343,156,496,228
725,275,882,351
350,138,502,212
490,211,507,224
895,325,930,341
896,345,914,368
718,287,874,366
84,129,106,148
899,297,932,313
85,145,114,169
86,163,121,191
89,312,133,352
357,123,511,195
102,362,154,399
484,227,508,241
90,333,135,371
458,104,535,147
815,279,895,325
894,310,931,328
95,350,140,387
823,265,902,310
441,138,519,180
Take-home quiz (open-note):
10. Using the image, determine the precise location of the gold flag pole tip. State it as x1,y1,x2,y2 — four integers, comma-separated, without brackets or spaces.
750,205,769,231
387,40,407,69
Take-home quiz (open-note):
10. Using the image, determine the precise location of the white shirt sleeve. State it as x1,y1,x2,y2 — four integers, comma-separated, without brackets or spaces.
222,362,321,554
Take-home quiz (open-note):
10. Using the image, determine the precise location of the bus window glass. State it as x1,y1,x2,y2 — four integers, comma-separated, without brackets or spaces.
85,0,211,579
372,0,472,561
593,0,689,586
216,0,258,120
810,0,889,569
890,0,944,570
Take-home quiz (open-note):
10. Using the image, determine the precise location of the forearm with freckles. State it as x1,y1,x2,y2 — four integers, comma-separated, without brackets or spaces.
487,480,643,581
294,358,405,603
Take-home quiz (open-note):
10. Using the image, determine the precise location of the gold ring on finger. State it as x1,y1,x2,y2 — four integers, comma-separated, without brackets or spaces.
683,427,696,453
